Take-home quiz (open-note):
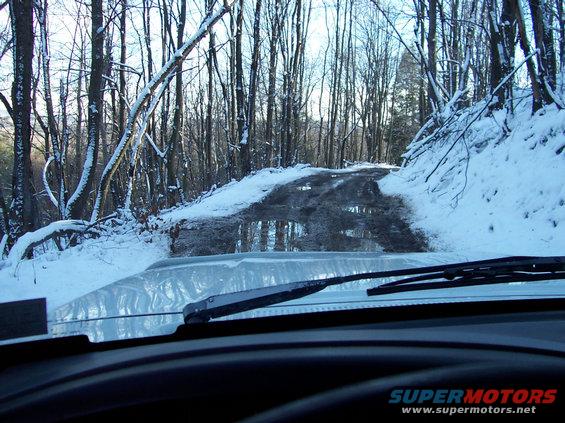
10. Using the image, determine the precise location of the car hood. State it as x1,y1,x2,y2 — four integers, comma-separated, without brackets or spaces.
48,251,565,342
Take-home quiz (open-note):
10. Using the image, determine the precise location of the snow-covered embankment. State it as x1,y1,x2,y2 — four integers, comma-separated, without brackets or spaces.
380,99,565,255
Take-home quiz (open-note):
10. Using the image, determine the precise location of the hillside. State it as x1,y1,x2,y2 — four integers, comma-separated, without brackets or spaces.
380,97,565,255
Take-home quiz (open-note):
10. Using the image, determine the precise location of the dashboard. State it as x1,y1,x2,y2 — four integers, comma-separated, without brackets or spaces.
2,298,565,421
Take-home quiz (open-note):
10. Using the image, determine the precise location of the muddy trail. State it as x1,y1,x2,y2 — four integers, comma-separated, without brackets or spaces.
171,168,429,257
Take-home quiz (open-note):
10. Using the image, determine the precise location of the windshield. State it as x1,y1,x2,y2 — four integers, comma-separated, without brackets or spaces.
0,0,564,344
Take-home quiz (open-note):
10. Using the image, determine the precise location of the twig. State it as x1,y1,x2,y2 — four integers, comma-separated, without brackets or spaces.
424,50,538,183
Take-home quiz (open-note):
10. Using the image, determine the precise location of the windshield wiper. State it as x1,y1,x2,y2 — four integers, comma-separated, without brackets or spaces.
367,255,565,296
183,255,565,324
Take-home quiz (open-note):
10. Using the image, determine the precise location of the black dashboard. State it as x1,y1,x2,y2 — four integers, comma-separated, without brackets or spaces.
2,298,565,421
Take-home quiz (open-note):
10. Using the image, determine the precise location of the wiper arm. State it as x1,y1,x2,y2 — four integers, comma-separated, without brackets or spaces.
367,256,565,296
183,255,565,324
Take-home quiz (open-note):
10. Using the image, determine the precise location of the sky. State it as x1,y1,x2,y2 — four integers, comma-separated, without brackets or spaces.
0,0,411,120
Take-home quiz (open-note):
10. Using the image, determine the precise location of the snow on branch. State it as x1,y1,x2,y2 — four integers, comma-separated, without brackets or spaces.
124,72,175,210
5,220,95,264
42,156,59,208
423,50,539,183
89,0,235,222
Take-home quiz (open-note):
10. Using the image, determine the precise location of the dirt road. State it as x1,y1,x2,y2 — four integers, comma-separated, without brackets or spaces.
172,168,428,256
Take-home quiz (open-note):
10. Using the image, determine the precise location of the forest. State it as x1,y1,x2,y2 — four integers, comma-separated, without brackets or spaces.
0,0,563,258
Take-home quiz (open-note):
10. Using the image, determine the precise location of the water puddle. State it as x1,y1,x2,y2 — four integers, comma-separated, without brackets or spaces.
296,183,312,191
236,220,306,252
342,206,380,215
339,228,384,252
331,179,345,188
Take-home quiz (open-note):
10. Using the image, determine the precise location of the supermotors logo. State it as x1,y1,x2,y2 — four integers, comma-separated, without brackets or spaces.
389,389,557,405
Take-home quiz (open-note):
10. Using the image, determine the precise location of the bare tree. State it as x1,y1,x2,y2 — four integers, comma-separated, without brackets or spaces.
166,0,187,206
234,0,246,176
528,0,559,106
90,0,235,220
240,0,262,176
489,0,517,110
264,0,282,167
8,0,37,246
65,0,104,219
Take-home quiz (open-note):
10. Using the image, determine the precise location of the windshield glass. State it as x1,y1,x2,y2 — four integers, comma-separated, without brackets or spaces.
0,0,564,343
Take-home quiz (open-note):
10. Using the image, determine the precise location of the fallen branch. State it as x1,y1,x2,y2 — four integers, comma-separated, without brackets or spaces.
89,0,235,222
5,220,97,264
424,50,538,183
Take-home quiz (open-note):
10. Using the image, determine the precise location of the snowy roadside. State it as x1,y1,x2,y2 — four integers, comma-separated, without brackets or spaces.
379,100,565,256
0,164,380,311
0,224,169,313
158,164,323,223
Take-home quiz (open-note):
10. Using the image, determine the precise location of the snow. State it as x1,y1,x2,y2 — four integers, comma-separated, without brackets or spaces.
380,96,565,256
42,156,59,208
5,220,90,264
240,127,249,145
336,161,398,172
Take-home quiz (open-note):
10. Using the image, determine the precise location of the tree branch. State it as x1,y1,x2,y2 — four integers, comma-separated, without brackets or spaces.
89,0,235,221
5,220,97,264
0,91,13,121
425,50,538,183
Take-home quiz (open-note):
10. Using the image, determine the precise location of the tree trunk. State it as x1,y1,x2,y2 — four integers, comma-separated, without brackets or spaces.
513,0,545,112
235,0,246,176
427,0,438,115
488,0,516,110
75,38,84,185
240,0,262,176
265,0,280,168
489,0,505,109
37,0,66,216
558,0,564,69
66,0,104,219
327,0,342,168
528,0,557,104
166,0,186,206
8,0,37,246
118,0,127,135
205,0,215,188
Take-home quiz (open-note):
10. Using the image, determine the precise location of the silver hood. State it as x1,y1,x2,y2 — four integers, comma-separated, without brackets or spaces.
48,251,565,342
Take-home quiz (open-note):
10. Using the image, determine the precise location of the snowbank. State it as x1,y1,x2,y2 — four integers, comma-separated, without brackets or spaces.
380,99,565,256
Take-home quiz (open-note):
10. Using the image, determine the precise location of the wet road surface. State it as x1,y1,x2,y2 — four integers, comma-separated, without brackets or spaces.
171,168,429,256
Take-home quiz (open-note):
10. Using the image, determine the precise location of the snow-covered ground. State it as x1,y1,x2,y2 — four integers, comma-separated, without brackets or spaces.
380,98,565,256
0,223,169,312
0,164,375,311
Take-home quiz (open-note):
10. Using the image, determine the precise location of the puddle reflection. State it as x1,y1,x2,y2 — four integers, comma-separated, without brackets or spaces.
339,228,384,252
342,206,379,215
296,183,312,191
236,220,306,252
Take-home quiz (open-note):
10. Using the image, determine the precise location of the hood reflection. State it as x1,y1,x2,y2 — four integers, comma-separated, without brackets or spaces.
50,251,477,342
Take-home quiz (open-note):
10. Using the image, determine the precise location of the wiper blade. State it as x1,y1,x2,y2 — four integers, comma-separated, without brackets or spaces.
367,255,565,296
183,255,565,324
